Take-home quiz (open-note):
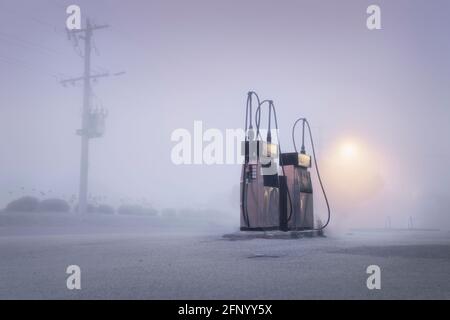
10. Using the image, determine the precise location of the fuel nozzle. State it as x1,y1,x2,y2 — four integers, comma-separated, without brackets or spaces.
243,91,260,163
266,129,272,144
245,91,255,141
247,126,255,141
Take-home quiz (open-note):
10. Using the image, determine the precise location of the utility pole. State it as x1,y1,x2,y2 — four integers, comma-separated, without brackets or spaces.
62,19,110,214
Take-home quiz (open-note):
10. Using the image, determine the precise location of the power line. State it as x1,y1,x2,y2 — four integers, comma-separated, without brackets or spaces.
0,3,66,39
0,30,111,80
45,0,67,10
0,3,121,76
0,54,59,79
0,32,65,58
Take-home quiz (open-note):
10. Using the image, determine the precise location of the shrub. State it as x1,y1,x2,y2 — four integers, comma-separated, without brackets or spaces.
179,208,195,217
161,208,177,217
141,207,158,216
118,205,158,216
73,203,98,213
38,198,70,213
95,204,115,215
118,205,141,215
5,196,39,212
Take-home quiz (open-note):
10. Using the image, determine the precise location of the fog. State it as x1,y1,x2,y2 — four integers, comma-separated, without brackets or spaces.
1,0,449,230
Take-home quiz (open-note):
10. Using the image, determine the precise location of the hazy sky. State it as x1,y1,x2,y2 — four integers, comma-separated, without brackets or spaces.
1,0,449,228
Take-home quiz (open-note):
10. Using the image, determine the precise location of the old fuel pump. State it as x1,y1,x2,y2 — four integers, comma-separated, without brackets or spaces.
240,92,280,231
240,92,331,232
280,118,331,231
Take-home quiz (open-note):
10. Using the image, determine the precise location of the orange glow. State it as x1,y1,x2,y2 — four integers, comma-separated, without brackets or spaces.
339,142,358,159
322,137,383,207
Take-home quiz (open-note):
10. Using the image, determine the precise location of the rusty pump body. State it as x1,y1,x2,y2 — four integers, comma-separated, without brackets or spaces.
240,92,330,232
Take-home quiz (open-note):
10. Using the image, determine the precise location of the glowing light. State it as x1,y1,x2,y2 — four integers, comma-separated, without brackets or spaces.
321,137,384,207
339,142,358,159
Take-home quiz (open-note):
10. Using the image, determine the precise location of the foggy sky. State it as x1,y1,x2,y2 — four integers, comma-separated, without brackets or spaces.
1,0,449,228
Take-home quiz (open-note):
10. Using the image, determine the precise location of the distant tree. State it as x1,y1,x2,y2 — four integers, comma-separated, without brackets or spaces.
38,198,70,212
5,196,40,212
95,204,115,215
161,208,177,217
118,205,158,216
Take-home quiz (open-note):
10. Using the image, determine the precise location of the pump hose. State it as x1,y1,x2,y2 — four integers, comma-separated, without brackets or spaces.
292,118,331,231
255,100,294,224
242,91,261,228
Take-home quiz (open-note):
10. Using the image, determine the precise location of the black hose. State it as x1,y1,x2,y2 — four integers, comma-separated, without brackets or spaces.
255,101,293,223
245,91,260,136
255,99,271,140
241,172,250,227
242,91,261,227
292,118,331,231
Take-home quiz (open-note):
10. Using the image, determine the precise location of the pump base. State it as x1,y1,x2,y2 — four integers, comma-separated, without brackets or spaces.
224,229,324,241
240,226,279,232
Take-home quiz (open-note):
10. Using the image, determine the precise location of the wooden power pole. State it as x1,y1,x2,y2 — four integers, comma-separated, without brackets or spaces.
62,19,110,214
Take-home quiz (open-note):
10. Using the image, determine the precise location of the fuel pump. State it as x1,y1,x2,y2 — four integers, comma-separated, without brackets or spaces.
239,92,330,232
240,92,280,231
281,118,331,231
